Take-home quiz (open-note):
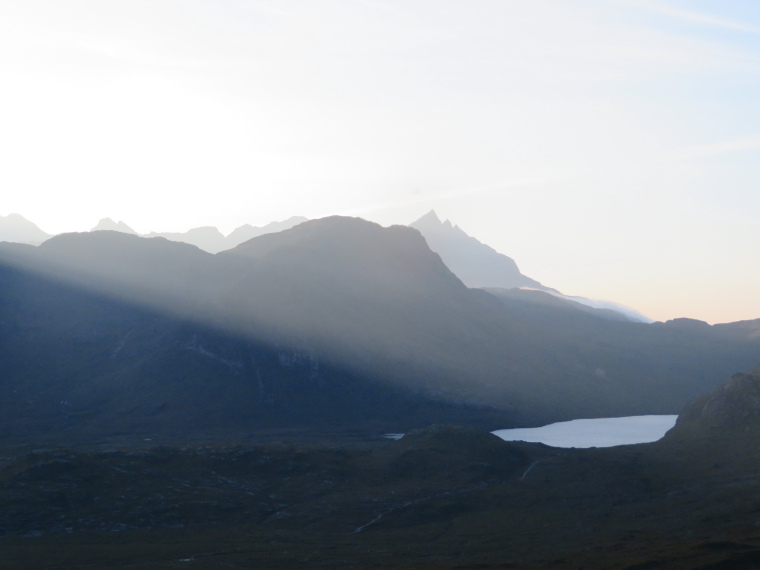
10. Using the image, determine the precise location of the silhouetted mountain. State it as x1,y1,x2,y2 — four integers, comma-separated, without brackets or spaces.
0,213,52,245
91,218,138,234
410,210,549,291
144,226,228,253
3,216,760,447
226,215,309,248
0,226,517,443
2,213,308,254
88,216,309,253
410,210,650,322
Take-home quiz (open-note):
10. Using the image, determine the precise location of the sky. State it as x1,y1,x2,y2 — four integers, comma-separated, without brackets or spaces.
1,0,759,324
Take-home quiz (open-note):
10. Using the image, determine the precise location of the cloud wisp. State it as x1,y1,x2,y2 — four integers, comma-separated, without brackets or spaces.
623,0,760,35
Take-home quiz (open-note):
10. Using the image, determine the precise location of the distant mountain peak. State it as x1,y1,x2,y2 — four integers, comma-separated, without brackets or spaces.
0,213,53,245
409,211,548,291
92,218,138,235
411,210,460,234
415,209,442,226
223,215,467,295
225,216,309,249
184,226,225,237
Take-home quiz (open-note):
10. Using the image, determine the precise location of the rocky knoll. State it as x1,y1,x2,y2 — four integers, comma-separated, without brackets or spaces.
675,365,760,429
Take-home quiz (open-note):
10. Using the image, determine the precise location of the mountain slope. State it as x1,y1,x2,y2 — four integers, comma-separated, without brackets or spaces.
0,246,498,444
2,216,760,444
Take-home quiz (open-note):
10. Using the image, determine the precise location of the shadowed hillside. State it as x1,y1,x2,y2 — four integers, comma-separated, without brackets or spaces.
1,216,760,446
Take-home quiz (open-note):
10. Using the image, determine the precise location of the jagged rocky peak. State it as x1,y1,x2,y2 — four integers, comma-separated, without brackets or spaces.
91,218,138,235
676,365,760,429
408,210,548,291
410,209,459,233
412,209,442,228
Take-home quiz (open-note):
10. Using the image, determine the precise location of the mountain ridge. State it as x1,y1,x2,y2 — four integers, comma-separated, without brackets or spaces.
0,213,309,253
97,215,310,253
410,210,651,322
3,215,760,445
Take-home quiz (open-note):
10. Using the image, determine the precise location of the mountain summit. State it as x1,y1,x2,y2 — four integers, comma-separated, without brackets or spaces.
91,218,138,234
2,214,760,442
0,213,52,245
409,210,550,291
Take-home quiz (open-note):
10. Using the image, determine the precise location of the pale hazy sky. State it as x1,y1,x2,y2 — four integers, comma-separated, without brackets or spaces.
2,1,759,324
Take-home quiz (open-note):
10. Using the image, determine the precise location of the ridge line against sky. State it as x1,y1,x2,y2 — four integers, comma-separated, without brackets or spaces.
2,0,759,324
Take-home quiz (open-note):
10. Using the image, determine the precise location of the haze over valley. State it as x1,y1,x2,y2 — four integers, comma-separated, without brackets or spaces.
0,212,757,436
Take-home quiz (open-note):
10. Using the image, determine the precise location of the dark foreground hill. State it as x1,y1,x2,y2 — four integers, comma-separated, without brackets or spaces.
4,368,760,569
2,216,760,445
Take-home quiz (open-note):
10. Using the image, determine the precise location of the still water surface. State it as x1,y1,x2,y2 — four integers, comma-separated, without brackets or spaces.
492,415,678,448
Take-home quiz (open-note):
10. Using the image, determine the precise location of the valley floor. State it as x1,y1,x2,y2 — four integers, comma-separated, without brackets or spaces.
3,424,760,569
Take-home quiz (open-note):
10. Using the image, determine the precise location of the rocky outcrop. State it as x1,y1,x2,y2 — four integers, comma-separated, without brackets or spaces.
676,366,760,429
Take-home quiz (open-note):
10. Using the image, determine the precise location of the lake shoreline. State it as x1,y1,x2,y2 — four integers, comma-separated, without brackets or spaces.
492,415,678,448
